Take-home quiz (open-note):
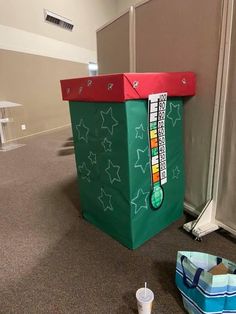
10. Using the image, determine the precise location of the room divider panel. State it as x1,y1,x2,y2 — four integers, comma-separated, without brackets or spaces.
216,5,236,234
96,0,236,238
97,10,131,75
135,0,223,213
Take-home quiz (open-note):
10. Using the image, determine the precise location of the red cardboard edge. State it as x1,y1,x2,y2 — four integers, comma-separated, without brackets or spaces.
60,72,196,102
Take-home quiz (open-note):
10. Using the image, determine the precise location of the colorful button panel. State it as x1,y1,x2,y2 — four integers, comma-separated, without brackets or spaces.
148,93,167,187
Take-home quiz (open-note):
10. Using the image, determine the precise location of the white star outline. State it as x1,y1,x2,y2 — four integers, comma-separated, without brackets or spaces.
98,188,113,212
76,119,89,143
135,124,145,139
172,166,181,179
88,151,96,165
100,107,118,135
131,189,149,215
101,137,112,152
78,162,91,182
134,146,150,173
167,102,181,127
105,160,121,184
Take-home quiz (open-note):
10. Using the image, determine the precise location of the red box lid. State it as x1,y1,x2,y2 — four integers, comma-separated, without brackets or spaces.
60,72,196,102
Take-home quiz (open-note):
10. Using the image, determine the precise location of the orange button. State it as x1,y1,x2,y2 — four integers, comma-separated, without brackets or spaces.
151,138,158,148
152,172,160,183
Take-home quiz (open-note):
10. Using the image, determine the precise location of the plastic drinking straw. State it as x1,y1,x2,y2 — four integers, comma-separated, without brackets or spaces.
145,282,147,297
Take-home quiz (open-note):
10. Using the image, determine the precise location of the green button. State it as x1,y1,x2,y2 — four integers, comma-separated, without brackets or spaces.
150,122,157,130
152,148,158,156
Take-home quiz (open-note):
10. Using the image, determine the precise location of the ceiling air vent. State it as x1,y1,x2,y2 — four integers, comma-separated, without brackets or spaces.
44,9,74,31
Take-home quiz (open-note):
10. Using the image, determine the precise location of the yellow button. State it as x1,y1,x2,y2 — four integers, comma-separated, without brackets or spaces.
152,164,159,173
150,129,157,139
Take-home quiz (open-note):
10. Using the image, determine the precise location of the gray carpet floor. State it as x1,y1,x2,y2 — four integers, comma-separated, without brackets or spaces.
0,127,236,314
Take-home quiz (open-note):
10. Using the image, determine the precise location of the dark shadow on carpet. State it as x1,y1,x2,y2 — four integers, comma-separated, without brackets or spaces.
152,261,185,311
62,141,74,147
61,176,82,217
216,229,236,244
58,148,75,156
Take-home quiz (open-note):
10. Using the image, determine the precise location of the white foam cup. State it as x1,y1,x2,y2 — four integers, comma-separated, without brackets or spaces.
136,287,154,314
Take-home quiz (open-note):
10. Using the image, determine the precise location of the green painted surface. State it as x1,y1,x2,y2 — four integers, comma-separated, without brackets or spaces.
69,98,184,249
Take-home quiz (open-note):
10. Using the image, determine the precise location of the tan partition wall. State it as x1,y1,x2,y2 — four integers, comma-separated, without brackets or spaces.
0,49,88,141
97,12,130,74
216,7,236,231
135,0,223,209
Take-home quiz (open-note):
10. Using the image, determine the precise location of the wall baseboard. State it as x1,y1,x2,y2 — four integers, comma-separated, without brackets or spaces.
6,124,71,142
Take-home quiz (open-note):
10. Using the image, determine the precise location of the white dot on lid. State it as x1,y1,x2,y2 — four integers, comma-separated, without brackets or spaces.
133,81,139,88
107,83,114,90
87,80,92,87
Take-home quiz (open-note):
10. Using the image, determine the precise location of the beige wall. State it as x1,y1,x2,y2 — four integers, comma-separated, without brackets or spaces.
0,1,119,141
116,0,142,13
0,49,88,141
0,0,117,51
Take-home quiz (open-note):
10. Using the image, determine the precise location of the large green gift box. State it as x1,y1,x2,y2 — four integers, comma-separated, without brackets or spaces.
61,72,196,249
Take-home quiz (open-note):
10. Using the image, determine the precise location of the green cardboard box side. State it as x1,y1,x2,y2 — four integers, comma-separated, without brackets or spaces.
69,98,184,249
